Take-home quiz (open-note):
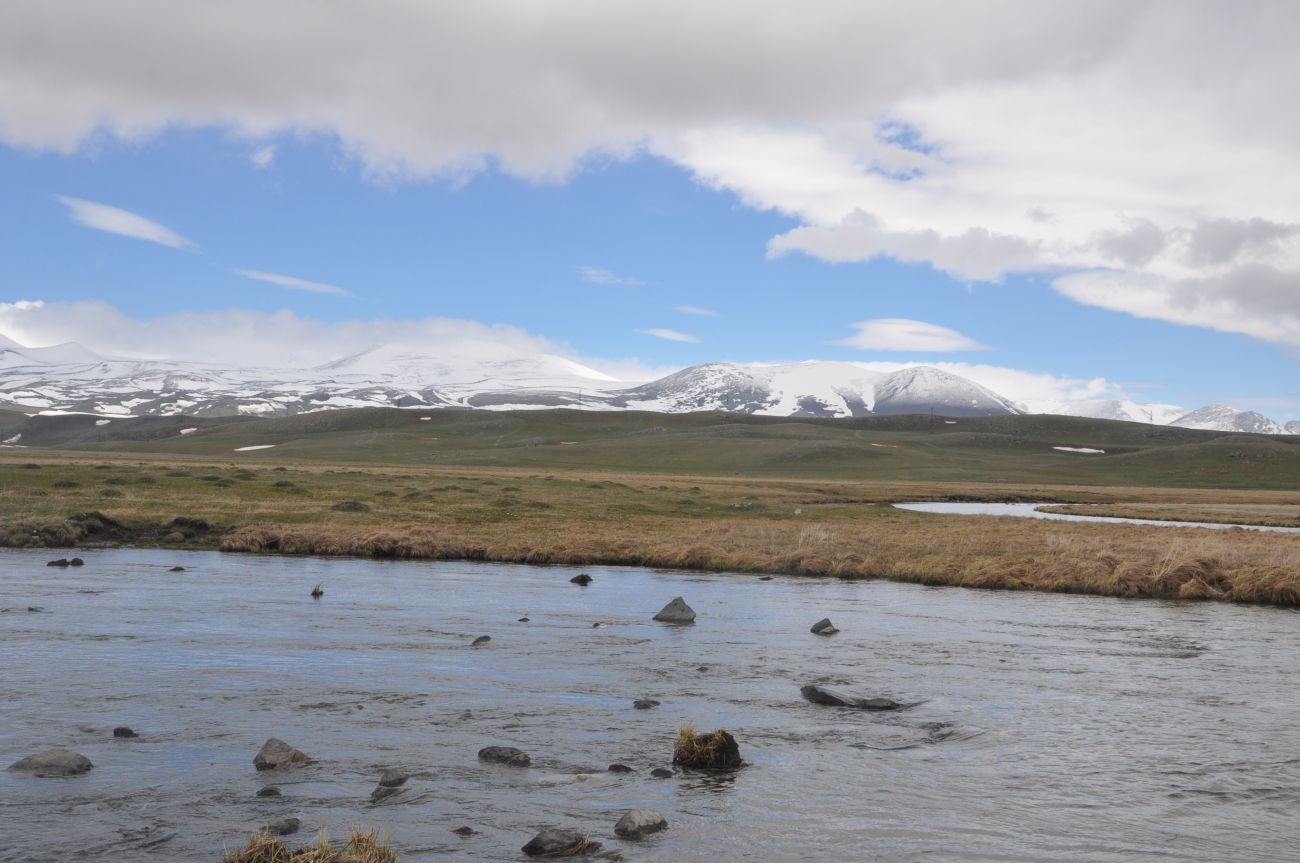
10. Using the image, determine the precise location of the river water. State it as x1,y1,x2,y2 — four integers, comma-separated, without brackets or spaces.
2,548,1298,862
894,501,1300,533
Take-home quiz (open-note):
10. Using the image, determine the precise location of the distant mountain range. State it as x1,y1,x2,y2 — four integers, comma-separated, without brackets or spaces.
1,334,1295,435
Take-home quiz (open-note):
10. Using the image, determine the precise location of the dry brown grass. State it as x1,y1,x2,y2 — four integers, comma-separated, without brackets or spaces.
3,454,1299,606
223,830,395,863
673,725,743,769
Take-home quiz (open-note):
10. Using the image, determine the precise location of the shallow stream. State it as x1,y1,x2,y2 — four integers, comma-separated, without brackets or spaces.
2,548,1298,861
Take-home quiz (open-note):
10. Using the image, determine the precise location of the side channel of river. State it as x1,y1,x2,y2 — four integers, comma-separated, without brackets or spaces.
2,548,1298,862
893,501,1300,533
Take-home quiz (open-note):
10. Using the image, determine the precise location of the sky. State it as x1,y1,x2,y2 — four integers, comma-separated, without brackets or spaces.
1,1,1298,417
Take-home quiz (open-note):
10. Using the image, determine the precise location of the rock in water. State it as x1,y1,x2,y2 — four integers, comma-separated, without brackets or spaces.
569,574,593,585
7,749,93,777
649,767,675,778
607,763,633,773
253,738,312,771
452,826,477,836
262,817,300,837
255,786,281,798
633,699,660,710
522,827,599,857
810,618,839,635
472,635,491,646
370,785,402,802
69,557,84,566
112,726,138,738
673,728,743,770
800,684,902,711
169,566,185,572
614,809,668,839
653,597,696,624
478,745,531,766
46,558,69,567
378,768,409,787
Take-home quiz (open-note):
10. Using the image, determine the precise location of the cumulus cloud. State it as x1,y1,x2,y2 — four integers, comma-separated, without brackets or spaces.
578,266,644,287
837,318,987,352
675,305,719,317
7,3,1300,343
56,195,192,249
641,328,699,343
233,268,350,297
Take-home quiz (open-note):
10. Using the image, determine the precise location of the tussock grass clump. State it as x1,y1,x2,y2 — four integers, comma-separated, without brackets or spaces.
331,501,370,513
52,480,79,489
223,829,396,863
673,724,743,770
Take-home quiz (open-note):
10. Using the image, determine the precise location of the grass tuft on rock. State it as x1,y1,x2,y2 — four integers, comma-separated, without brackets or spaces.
223,829,396,863
673,724,743,770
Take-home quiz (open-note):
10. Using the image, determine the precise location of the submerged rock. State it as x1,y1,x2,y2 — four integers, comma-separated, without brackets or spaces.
569,574,593,586
7,748,93,777
633,699,660,710
169,566,185,572
253,738,312,771
607,763,633,773
112,726,138,738
478,745,531,766
472,635,492,646
800,684,902,711
518,616,530,622
649,767,675,778
377,768,409,787
69,557,84,566
255,786,281,798
614,809,668,840
452,826,477,836
810,618,839,635
522,827,599,857
370,784,402,803
46,558,69,567
262,817,300,837
653,597,696,624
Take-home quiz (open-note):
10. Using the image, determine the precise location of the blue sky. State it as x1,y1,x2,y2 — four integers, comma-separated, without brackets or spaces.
2,2,1299,418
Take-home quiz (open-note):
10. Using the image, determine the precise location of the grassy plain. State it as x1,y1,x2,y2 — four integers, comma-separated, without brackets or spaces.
2,407,1299,605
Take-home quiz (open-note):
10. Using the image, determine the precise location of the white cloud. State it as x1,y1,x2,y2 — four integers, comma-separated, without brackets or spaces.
250,145,275,168
578,265,644,287
6,3,1300,344
641,328,699,343
846,360,1117,414
675,305,719,317
836,318,987,352
233,268,350,297
56,195,192,249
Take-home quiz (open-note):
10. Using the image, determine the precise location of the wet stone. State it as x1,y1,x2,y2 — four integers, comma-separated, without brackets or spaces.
46,559,70,567
615,809,668,840
262,817,300,837
649,767,675,778
800,684,902,711
452,826,477,837
569,574,593,585
69,558,84,566
653,596,696,624
478,745,531,766
522,827,599,857
633,699,660,710
811,618,839,636
378,768,409,787
255,787,281,798
607,763,633,773
169,566,185,572
7,749,93,777
112,726,138,738
472,635,492,646
370,785,402,803
253,737,311,771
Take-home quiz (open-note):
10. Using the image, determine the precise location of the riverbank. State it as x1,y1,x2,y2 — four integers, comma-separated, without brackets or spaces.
3,455,1299,606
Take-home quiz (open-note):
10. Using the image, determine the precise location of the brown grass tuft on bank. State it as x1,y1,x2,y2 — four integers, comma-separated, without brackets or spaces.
223,830,395,863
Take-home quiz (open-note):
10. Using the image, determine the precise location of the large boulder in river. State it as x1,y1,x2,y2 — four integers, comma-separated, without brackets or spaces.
522,827,600,857
478,745,531,766
8,748,93,777
653,597,696,624
614,809,668,839
253,738,312,771
800,684,901,711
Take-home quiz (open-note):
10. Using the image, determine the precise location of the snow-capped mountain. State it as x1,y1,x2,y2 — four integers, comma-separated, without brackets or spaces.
1168,405,1288,435
0,333,1293,434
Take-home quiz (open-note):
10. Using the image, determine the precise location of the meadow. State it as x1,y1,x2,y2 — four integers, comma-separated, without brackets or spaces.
4,403,1300,606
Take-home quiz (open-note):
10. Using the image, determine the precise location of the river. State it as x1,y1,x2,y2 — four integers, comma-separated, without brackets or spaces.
2,548,1297,861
